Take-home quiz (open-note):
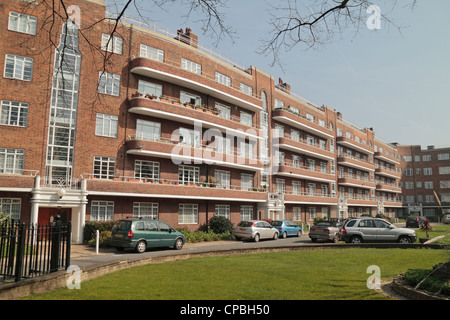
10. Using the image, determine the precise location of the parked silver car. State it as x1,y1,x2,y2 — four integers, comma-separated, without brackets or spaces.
234,220,279,242
309,220,342,243
341,218,417,244
443,214,450,224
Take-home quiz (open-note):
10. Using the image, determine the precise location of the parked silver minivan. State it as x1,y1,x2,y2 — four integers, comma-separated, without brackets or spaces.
234,220,279,242
341,218,417,244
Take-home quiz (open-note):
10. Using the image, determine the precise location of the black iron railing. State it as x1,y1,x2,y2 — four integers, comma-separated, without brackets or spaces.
0,220,71,282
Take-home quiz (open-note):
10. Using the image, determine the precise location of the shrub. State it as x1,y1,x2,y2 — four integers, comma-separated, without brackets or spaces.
208,216,234,234
403,268,450,296
83,221,115,244
87,230,112,248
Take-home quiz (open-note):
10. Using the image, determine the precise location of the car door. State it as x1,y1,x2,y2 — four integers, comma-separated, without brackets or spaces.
145,220,162,247
374,219,396,241
286,221,297,235
357,219,377,241
158,221,177,246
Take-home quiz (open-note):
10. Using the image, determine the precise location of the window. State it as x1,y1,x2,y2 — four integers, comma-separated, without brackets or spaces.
403,156,412,162
291,129,300,142
140,44,164,62
424,181,433,189
215,170,230,189
8,11,37,35
274,99,284,109
135,160,159,181
98,72,120,96
180,91,201,106
308,183,316,196
438,153,450,161
241,173,253,191
439,167,450,175
215,205,230,219
95,113,118,138
292,181,301,195
0,198,21,220
274,124,284,138
178,204,198,224
440,180,450,189
240,205,253,221
425,195,434,203
93,156,116,179
404,168,413,176
239,141,254,159
178,165,199,184
215,103,230,120
136,119,161,141
293,207,302,221
4,54,33,81
423,155,431,161
101,33,123,54
309,207,316,219
91,201,114,221
416,181,422,188
240,83,253,96
405,182,414,190
406,195,415,203
1,100,28,127
179,127,201,147
133,202,158,219
292,155,301,168
215,72,231,86
138,80,162,97
276,178,285,194
424,168,432,176
306,113,314,122
0,148,24,174
181,58,201,75
240,111,252,126
414,155,420,162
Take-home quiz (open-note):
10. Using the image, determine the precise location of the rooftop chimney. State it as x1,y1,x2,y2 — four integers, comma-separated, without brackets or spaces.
175,27,198,48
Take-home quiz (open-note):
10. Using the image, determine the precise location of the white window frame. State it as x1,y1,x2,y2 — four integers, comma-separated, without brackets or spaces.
215,204,230,219
181,58,201,75
93,156,116,179
240,205,253,221
98,72,120,96
215,72,231,87
215,170,231,189
241,173,253,191
215,103,231,120
240,111,252,126
178,203,198,224
138,80,162,97
0,148,24,174
0,100,28,127
8,11,37,35
0,198,21,220
4,54,33,81
133,202,158,219
240,83,253,96
101,33,123,54
178,165,200,184
140,44,164,62
91,201,114,221
136,119,161,141
134,160,160,181
95,113,118,138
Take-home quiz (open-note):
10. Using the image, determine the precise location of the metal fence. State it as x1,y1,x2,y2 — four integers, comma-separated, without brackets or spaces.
0,219,71,282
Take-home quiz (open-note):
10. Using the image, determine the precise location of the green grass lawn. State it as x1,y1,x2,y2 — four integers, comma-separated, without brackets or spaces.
415,225,450,244
24,248,449,300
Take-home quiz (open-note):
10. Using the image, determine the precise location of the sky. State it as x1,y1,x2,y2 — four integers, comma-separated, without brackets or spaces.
108,0,450,148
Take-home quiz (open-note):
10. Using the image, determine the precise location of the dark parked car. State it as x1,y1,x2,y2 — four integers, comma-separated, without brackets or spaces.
406,216,429,228
111,218,185,253
270,220,302,238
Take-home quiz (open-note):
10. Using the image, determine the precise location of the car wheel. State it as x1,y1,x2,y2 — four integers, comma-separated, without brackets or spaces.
297,230,302,237
282,232,287,239
350,236,363,244
135,240,147,253
273,232,279,240
174,238,184,250
254,233,260,242
398,236,412,244
332,234,339,243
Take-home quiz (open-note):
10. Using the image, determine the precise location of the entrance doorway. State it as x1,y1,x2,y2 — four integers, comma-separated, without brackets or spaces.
38,208,72,225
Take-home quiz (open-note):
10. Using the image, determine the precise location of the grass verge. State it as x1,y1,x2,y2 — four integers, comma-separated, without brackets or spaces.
23,248,448,300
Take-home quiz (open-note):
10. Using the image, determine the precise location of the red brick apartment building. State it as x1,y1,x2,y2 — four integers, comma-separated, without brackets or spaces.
396,144,450,218
1,0,438,243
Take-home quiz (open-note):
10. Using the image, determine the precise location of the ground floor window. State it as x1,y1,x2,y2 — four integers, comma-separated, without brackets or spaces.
0,198,21,220
178,203,198,224
91,201,114,221
133,202,158,219
215,204,230,219
293,207,302,221
240,205,253,221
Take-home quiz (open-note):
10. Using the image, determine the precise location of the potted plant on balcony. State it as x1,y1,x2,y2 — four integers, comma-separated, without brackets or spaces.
160,95,170,103
145,93,157,100
131,91,142,98
208,176,215,188
172,99,182,106
195,105,203,111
